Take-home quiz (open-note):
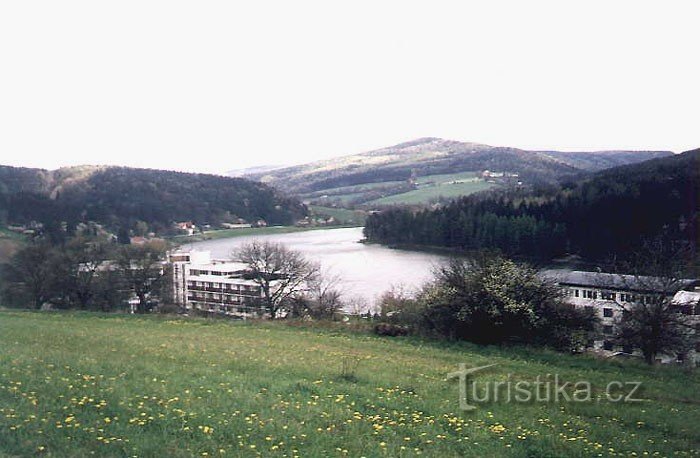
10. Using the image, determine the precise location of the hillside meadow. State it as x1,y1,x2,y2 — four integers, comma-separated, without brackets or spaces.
0,311,698,457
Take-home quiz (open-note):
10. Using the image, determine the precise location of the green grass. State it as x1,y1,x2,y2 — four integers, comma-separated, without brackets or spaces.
1,311,698,457
368,172,496,206
414,171,480,185
309,206,368,225
170,225,340,244
302,181,406,199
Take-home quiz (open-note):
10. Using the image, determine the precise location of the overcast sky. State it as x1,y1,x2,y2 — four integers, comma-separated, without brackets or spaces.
0,1,697,174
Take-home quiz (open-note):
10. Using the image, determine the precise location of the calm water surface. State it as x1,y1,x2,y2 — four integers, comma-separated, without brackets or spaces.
184,227,446,305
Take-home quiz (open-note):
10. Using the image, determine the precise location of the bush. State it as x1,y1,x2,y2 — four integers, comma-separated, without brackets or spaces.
418,256,598,347
373,322,409,337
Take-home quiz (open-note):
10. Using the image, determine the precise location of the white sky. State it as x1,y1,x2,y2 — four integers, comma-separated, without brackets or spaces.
0,1,698,174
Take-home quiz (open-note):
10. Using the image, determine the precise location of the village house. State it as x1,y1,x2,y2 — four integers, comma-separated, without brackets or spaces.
175,221,197,236
544,270,700,364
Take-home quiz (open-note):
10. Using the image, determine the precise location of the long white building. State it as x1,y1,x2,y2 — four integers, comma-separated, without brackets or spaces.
544,270,700,364
170,250,272,318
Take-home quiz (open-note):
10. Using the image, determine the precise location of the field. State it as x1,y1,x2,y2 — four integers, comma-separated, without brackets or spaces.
302,172,498,208
309,206,368,225
1,312,698,457
302,181,406,206
367,172,497,206
170,226,334,243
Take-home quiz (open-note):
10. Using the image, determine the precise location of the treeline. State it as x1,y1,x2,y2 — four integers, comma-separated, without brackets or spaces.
0,234,168,312
0,165,307,235
365,148,700,263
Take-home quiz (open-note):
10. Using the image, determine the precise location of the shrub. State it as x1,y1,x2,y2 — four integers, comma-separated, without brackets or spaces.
373,322,409,337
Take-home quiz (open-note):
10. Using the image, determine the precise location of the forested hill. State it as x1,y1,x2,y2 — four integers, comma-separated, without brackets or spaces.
364,148,699,263
245,137,671,194
0,165,307,234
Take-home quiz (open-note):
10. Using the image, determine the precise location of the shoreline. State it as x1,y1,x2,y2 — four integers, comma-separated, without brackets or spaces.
170,224,363,245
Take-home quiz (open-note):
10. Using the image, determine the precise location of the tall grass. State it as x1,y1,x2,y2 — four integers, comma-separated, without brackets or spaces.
0,311,698,457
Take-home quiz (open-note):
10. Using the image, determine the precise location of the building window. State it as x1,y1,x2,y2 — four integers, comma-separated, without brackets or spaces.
603,325,614,334
603,308,613,318
574,289,579,298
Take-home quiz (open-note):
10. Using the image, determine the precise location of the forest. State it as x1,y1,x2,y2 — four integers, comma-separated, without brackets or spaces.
364,148,700,264
0,165,307,235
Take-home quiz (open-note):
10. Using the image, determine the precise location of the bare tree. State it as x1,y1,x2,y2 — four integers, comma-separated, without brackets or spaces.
607,238,697,364
234,241,319,319
63,236,113,309
345,295,373,317
4,242,57,309
117,241,167,313
305,271,345,320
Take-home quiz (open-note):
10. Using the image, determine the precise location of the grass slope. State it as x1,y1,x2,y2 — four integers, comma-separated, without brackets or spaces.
0,312,698,457
369,172,497,206
170,226,334,244
309,206,368,225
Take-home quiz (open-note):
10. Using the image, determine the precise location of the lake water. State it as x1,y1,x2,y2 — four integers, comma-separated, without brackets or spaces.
184,227,446,307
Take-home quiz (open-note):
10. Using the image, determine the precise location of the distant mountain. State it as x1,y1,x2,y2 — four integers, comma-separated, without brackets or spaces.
226,165,284,177
246,138,672,196
365,147,699,262
0,165,307,235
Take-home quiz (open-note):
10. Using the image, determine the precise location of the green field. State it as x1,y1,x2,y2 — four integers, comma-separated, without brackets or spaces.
303,181,407,206
1,312,698,457
302,181,406,199
368,172,496,206
309,206,368,225
170,226,335,244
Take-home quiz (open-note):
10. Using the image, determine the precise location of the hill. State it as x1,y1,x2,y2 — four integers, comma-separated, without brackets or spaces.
1,311,698,457
244,138,671,207
0,165,307,235
364,148,700,262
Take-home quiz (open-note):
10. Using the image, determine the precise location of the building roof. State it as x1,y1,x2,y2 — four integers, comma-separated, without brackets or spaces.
672,290,700,305
188,261,250,273
541,269,699,294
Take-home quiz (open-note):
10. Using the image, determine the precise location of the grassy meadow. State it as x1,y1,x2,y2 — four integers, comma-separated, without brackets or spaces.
170,226,337,244
0,311,698,457
308,206,368,226
367,172,496,206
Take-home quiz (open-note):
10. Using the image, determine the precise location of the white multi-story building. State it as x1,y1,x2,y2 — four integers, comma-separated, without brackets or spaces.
169,250,273,318
544,270,700,364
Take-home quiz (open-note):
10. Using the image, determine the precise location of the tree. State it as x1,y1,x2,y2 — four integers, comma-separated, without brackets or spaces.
62,236,114,309
117,241,167,313
304,271,345,320
117,227,131,245
234,241,319,319
419,256,597,348
3,242,57,309
610,238,696,364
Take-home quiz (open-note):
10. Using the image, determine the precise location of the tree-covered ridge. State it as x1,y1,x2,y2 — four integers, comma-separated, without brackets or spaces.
246,137,672,194
0,165,307,234
364,148,699,262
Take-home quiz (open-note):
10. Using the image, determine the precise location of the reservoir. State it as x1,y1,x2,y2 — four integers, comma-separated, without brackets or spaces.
184,227,446,307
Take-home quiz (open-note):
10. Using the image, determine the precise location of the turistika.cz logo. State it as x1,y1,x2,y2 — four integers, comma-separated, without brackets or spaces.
447,363,642,411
